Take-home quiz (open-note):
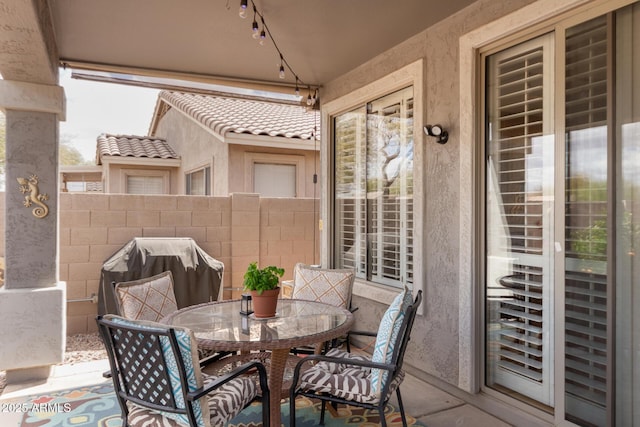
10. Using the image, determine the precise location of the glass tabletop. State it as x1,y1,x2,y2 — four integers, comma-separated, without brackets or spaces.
164,299,352,349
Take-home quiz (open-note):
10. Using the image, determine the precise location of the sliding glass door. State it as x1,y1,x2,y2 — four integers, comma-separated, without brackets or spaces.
484,3,640,425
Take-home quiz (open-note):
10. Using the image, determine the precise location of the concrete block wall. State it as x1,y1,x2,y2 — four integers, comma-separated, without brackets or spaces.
0,192,319,334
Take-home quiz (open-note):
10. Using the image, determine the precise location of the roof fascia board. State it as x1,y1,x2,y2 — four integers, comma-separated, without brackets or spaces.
148,97,166,136
101,156,181,168
59,165,103,173
225,133,318,151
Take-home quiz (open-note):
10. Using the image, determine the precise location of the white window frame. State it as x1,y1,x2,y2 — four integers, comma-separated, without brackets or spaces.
121,169,170,194
458,0,635,420
185,163,211,195
243,152,305,197
321,60,424,306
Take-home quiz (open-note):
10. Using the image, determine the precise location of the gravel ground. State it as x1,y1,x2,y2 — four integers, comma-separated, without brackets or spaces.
0,333,106,396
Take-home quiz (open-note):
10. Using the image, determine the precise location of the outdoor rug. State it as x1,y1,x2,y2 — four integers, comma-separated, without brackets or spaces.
11,382,426,426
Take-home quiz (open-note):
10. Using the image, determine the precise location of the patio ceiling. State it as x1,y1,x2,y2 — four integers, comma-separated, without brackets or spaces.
44,0,476,95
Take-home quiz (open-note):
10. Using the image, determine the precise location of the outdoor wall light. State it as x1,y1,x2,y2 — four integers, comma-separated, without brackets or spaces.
423,124,449,144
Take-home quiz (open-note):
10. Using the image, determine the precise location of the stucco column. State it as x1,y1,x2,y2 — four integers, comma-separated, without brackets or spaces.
0,80,66,382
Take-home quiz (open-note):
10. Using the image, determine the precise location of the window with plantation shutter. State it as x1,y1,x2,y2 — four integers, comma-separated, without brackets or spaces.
563,15,609,426
335,108,367,277
483,3,639,425
485,3,640,427
485,34,555,405
334,86,414,288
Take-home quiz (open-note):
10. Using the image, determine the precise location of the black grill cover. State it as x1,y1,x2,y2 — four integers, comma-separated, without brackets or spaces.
98,237,224,315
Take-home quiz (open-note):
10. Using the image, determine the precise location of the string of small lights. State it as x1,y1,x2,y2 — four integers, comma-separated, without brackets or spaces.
238,0,318,107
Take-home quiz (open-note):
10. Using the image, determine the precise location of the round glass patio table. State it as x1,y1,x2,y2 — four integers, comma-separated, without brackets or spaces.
162,298,354,426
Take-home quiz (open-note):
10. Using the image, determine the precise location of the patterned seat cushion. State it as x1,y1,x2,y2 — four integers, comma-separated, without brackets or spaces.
299,348,405,405
115,271,178,322
292,263,355,309
126,374,258,427
370,284,413,396
203,373,258,426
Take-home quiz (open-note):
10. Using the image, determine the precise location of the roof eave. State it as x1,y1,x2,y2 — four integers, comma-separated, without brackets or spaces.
100,155,182,168
225,132,319,151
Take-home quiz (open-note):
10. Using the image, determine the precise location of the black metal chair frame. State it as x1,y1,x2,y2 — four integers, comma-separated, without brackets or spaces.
97,315,270,427
110,277,235,365
289,290,422,427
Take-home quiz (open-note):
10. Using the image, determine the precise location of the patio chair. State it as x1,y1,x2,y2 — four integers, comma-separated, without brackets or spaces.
289,287,422,427
290,263,356,354
97,314,270,427
113,271,229,362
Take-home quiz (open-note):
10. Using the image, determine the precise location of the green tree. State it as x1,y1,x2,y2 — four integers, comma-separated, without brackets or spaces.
0,115,90,189
59,133,91,165
59,143,88,165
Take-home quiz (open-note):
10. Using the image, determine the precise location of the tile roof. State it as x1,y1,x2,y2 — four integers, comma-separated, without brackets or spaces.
157,91,319,141
96,134,179,164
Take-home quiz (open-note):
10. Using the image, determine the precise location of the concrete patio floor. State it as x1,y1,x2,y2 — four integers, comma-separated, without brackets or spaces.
393,372,512,427
0,358,513,427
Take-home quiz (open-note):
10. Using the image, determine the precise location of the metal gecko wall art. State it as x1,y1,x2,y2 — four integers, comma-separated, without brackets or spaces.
17,174,49,218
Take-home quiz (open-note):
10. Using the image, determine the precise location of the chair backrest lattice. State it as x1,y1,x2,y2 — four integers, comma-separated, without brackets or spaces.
97,315,201,421
99,314,269,427
110,326,176,408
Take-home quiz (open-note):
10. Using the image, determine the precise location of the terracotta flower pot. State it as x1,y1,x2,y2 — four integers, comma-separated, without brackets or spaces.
250,288,280,318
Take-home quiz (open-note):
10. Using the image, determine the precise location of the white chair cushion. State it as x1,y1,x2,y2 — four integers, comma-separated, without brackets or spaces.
115,271,178,322
292,263,355,309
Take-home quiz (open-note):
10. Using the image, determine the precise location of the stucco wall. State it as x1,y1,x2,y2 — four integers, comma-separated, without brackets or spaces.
322,0,536,388
103,163,180,194
0,192,319,334
154,107,320,198
228,144,320,197
154,107,229,195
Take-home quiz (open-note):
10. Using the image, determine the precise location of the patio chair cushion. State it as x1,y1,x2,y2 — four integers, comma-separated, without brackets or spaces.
114,271,178,322
105,315,210,427
202,372,258,426
292,263,355,309
125,372,258,427
299,348,405,404
370,284,413,396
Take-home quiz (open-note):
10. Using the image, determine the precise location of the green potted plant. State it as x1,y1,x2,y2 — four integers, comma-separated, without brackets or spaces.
243,261,285,318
